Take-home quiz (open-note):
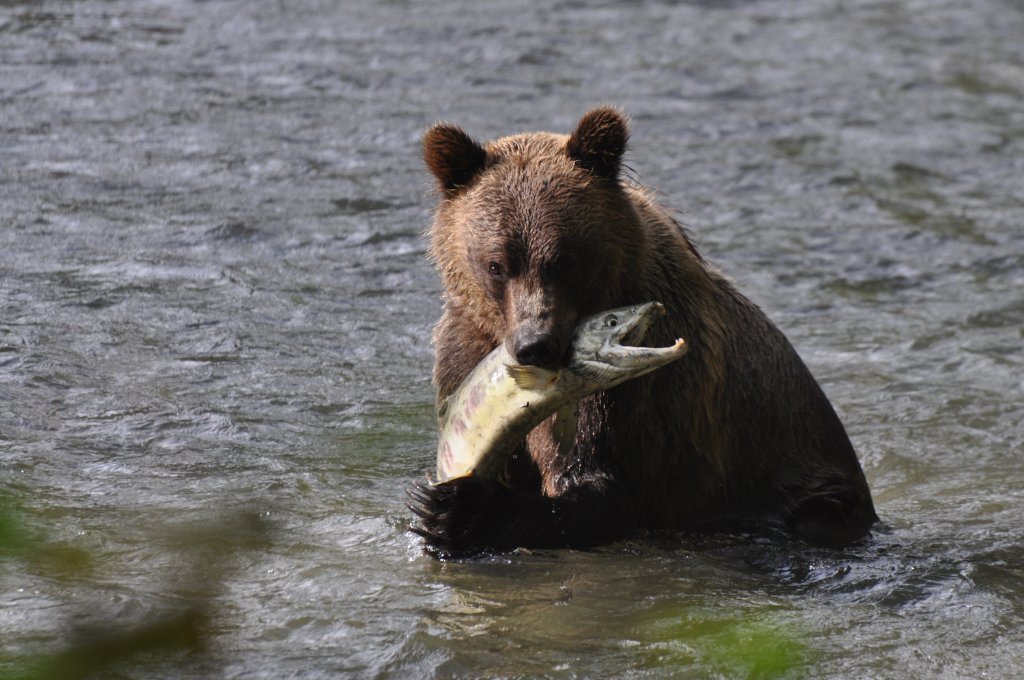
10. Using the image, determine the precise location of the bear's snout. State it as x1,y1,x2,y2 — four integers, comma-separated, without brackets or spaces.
510,329,565,370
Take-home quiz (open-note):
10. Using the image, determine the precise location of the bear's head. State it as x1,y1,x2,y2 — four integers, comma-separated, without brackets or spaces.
423,107,642,370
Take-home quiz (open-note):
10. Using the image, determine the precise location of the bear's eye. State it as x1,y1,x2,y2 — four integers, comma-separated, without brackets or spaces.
487,261,505,281
555,252,577,271
604,314,618,328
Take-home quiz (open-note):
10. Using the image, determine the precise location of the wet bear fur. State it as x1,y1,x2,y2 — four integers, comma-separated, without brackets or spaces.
409,107,877,558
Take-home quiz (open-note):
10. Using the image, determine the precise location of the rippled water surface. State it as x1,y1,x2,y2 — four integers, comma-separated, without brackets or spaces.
2,0,1023,677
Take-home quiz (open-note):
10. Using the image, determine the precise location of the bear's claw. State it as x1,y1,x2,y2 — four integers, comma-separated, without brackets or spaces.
406,475,532,559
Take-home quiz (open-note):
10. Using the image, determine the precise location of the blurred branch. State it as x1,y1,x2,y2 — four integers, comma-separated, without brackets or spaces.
10,608,206,680
2,494,274,680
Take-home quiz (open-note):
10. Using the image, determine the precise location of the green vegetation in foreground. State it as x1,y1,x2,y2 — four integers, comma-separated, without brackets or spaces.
1,493,270,680
701,620,808,679
635,600,811,679
6,611,205,680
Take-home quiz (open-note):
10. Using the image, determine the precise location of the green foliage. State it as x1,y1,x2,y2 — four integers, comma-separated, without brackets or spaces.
7,610,204,680
634,600,812,679
701,620,808,679
1,493,270,680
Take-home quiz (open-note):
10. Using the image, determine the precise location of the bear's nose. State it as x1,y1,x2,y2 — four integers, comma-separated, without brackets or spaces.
512,331,562,370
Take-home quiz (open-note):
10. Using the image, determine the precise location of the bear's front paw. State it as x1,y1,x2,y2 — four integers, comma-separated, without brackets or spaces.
407,476,527,559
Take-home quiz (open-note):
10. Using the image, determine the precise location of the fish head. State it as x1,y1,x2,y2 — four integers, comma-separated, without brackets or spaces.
573,301,665,356
570,302,688,385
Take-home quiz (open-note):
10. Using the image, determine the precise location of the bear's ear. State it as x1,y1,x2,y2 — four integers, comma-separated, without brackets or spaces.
423,123,488,196
566,107,629,180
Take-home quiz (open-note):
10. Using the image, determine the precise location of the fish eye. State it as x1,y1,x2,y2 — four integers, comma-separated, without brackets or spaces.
604,314,618,328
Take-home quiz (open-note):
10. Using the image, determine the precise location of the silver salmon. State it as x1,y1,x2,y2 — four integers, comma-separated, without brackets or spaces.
434,302,688,483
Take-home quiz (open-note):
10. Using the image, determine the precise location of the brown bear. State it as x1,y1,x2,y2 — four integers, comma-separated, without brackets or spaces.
408,107,877,558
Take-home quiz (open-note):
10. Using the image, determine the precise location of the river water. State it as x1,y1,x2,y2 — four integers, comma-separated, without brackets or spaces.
2,0,1022,677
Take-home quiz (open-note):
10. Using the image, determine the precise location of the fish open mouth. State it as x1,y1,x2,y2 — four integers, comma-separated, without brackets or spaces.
597,302,686,369
617,302,666,346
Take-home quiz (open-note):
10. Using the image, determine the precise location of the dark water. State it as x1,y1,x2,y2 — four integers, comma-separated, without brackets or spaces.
2,0,1022,677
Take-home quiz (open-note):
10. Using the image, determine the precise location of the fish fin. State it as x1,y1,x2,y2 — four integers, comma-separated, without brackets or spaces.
552,403,578,457
505,364,559,391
